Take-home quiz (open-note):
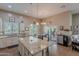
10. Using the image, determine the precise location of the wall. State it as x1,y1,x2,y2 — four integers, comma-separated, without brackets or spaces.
72,14,79,34
44,11,72,26
0,10,41,48
0,10,73,36
42,11,72,36
0,10,40,35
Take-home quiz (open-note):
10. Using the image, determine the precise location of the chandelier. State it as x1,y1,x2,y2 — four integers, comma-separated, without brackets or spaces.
30,3,46,25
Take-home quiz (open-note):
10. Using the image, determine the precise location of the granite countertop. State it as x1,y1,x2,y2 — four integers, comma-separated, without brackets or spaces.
19,36,53,55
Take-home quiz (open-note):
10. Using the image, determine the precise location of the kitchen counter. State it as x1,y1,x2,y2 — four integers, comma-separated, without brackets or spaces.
18,36,53,56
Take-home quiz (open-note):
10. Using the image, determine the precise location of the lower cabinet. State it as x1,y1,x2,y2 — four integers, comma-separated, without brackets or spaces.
57,35,63,45
57,35,70,47
0,37,18,48
0,39,5,48
18,42,48,56
18,42,25,56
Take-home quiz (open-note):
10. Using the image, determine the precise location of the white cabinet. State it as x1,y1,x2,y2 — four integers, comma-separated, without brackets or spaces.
57,35,63,44
0,37,18,48
0,39,5,48
18,42,25,56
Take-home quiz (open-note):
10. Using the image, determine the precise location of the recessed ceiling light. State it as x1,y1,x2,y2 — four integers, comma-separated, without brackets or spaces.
24,10,28,13
8,5,12,8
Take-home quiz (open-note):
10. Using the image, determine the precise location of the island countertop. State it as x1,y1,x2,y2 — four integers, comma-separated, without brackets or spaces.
19,36,53,55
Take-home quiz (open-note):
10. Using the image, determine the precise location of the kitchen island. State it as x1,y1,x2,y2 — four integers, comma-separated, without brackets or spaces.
18,36,53,56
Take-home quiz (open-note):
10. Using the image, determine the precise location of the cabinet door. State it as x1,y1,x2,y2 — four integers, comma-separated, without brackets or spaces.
57,36,63,44
18,42,25,56
0,39,5,48
9,37,18,45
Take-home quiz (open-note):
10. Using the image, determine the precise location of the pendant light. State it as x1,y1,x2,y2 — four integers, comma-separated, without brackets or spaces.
36,3,39,25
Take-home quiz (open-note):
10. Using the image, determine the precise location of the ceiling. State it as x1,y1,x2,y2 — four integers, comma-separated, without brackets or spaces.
0,3,79,18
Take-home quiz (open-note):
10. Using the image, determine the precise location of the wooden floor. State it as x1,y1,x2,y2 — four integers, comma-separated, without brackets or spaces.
49,45,79,56
0,42,79,56
0,46,19,56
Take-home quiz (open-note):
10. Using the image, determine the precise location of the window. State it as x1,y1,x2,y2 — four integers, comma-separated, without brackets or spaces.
4,21,19,35
29,24,38,36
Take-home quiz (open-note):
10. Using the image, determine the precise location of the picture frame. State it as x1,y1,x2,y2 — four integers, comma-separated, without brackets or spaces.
9,17,15,22
60,26,63,30
75,25,79,30
76,25,78,29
